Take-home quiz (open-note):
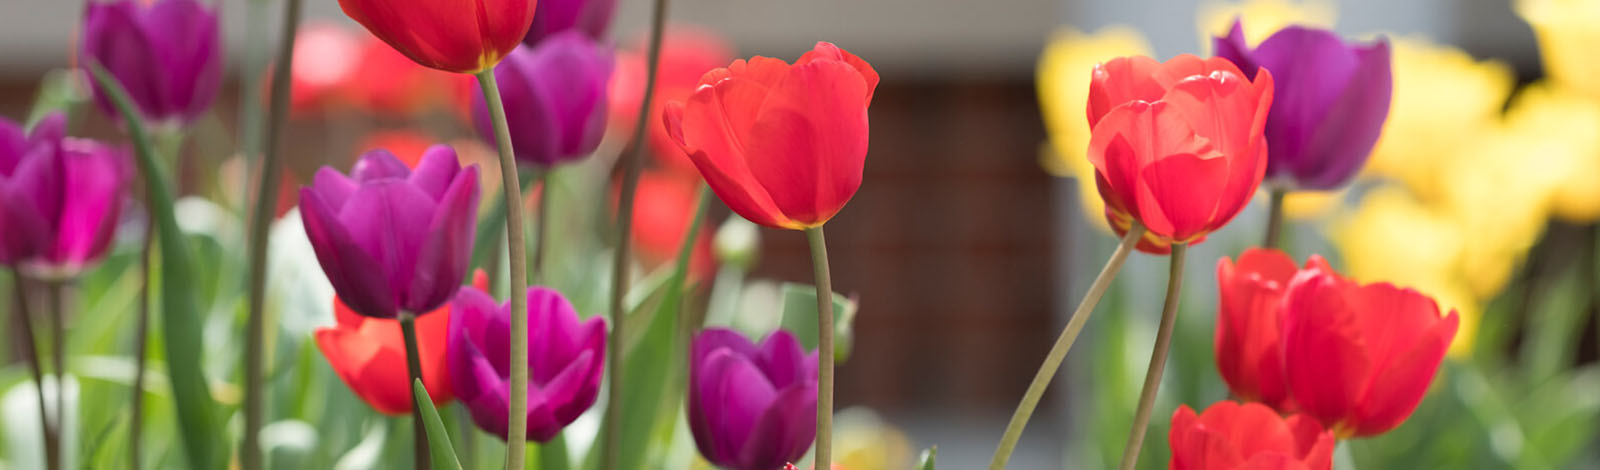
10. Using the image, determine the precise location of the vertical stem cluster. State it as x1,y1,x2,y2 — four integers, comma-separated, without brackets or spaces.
475,70,532,467
532,168,552,284
399,313,429,468
1117,243,1188,470
130,233,151,470
46,281,66,461
603,0,670,465
804,227,836,469
12,275,58,470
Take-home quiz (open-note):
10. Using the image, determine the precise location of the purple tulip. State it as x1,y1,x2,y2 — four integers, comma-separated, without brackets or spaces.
447,285,606,442
689,328,818,470
299,146,480,318
522,0,616,45
0,113,129,279
472,32,613,167
81,0,222,127
1214,20,1392,191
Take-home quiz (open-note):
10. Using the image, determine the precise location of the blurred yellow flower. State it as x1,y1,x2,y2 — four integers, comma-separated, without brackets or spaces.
1036,26,1151,230
1502,82,1600,222
1282,190,1344,220
1196,0,1335,51
1363,39,1515,202
832,408,915,470
1517,0,1600,99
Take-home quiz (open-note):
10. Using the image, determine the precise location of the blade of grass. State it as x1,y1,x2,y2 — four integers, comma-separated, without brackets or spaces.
412,379,462,470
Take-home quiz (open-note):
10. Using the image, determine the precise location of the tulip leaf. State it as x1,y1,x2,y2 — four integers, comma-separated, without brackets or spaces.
1519,261,1591,383
918,445,938,470
413,379,463,470
778,282,857,362
87,62,221,470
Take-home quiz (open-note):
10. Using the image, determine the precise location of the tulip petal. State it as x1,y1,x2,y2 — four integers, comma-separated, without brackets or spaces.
744,59,872,226
1087,56,1165,126
404,165,478,313
669,88,791,228
528,286,583,382
350,148,412,182
1281,272,1368,429
302,187,397,317
737,385,818,469
310,167,359,212
1349,309,1457,436
1168,404,1244,469
692,328,760,365
712,354,777,457
407,145,462,201
1135,152,1229,241
1087,100,1214,223
690,349,743,464
0,117,27,173
797,42,880,104
1215,249,1296,409
757,330,809,389
51,141,126,267
530,34,613,159
1294,39,1391,190
415,303,456,404
314,327,404,414
528,350,594,441
1285,414,1335,468
84,1,167,120
1213,20,1260,80
144,0,221,122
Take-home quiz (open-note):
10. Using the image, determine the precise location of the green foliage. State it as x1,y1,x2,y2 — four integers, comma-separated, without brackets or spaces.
778,283,857,361
413,379,463,470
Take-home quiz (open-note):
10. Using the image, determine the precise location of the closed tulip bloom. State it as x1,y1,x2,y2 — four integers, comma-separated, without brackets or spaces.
299,146,481,319
1169,401,1334,470
471,33,613,166
0,113,129,279
1214,248,1333,412
337,0,535,74
689,328,818,470
1280,270,1459,437
522,0,615,45
663,42,879,230
448,285,606,441
1214,20,1392,190
1086,55,1274,253
315,295,455,415
81,0,223,127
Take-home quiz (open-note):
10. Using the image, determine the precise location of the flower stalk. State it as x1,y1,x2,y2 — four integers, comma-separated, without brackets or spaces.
474,69,532,467
1118,243,1188,470
1264,188,1287,249
399,312,429,468
12,275,58,470
804,226,836,469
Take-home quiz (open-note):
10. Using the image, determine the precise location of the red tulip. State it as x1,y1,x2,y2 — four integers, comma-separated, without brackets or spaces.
337,0,536,74
1086,55,1274,253
610,26,735,173
662,42,878,229
1280,270,1459,437
1214,248,1333,412
624,172,714,280
314,296,455,415
1169,401,1334,470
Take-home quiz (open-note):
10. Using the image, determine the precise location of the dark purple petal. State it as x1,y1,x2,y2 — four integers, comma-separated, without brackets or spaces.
407,145,463,201
712,354,777,462
27,113,67,144
49,139,127,269
690,349,745,465
528,286,583,382
349,149,412,182
0,116,28,176
337,181,435,313
142,0,221,123
1294,39,1392,190
522,0,617,44
474,35,612,166
1213,19,1259,81
402,165,479,313
83,0,164,121
737,384,818,470
0,181,53,265
692,327,759,366
300,188,396,317
527,349,594,442
13,143,66,237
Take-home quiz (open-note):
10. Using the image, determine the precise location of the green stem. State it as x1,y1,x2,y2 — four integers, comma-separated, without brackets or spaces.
604,0,670,465
1263,188,1286,249
400,313,429,469
675,186,712,336
241,0,303,467
988,225,1145,469
1117,243,1188,470
12,275,59,470
474,70,531,465
46,280,65,461
803,226,836,469
531,167,552,284
130,229,151,470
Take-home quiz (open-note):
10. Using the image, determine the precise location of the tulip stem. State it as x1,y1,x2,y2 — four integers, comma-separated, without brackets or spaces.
399,312,430,469
803,226,836,469
604,0,670,465
988,224,1146,470
1118,243,1188,470
12,274,59,470
531,167,551,284
475,69,532,467
1264,188,1286,249
241,0,302,467
46,280,66,460
130,229,152,470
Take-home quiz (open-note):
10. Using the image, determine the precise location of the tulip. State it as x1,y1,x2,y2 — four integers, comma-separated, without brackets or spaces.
662,42,878,229
81,0,222,127
448,285,606,441
0,113,128,279
626,172,713,280
299,145,481,319
1214,248,1333,412
336,0,535,74
289,23,362,116
471,33,613,167
346,36,478,116
315,295,454,415
1169,401,1335,470
1086,54,1274,253
689,328,818,470
522,0,615,45
611,26,736,172
1280,269,1459,437
1214,20,1392,190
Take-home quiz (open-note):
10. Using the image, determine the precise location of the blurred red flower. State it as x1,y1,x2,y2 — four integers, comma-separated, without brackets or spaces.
609,25,735,173
1169,401,1334,470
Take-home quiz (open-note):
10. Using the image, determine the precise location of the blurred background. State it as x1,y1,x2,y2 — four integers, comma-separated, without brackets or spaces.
1,0,1597,468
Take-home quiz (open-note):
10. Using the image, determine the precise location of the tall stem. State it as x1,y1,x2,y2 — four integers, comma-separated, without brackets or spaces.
399,313,429,469
803,227,836,469
13,275,58,470
474,70,531,466
988,225,1145,469
1117,243,1188,470
531,167,551,284
603,0,669,465
241,0,303,466
46,281,66,462
1263,189,1286,249
130,230,152,470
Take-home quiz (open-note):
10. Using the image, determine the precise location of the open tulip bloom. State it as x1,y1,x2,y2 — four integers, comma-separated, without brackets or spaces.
1169,401,1335,470
316,295,454,415
1214,248,1337,412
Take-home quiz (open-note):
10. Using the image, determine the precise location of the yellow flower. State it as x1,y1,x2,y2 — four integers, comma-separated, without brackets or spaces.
1435,126,1559,297
1282,190,1345,220
1363,38,1515,201
1196,0,1335,51
832,409,915,470
1036,26,1151,230
1502,82,1600,222
1517,0,1600,99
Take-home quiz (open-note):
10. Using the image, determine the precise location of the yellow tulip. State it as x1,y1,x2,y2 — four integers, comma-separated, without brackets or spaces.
1502,82,1600,222
1036,26,1151,230
1196,0,1336,51
1517,0,1600,99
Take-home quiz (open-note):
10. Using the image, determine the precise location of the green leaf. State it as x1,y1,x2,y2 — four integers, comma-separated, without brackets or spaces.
87,62,220,470
413,379,463,470
1519,262,1592,383
918,445,938,470
778,283,857,362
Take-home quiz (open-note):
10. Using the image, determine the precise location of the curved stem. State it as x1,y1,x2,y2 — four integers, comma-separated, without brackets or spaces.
603,0,670,465
1117,243,1188,470
46,281,65,462
1263,189,1286,249
803,227,836,469
13,274,58,470
988,224,1146,469
241,0,303,467
474,70,531,466
399,313,429,469
130,230,151,470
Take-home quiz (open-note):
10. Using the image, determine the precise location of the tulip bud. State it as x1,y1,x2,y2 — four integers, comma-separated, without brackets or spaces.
81,0,222,127
471,33,613,167
0,113,129,279
689,328,818,469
